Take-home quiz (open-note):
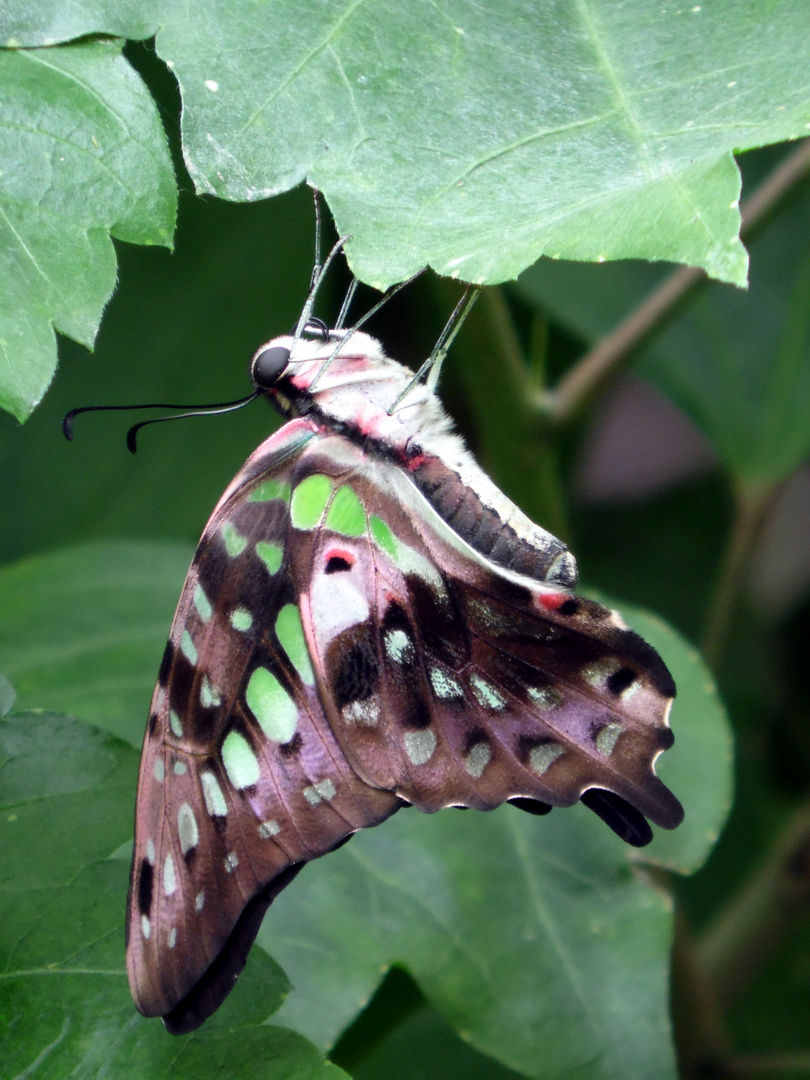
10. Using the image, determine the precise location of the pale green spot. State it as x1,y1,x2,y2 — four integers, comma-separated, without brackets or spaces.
222,521,248,557
291,474,333,529
222,730,261,789
200,676,221,709
384,629,414,665
178,803,198,854
153,758,165,783
173,760,187,776
180,630,198,666
195,891,205,912
326,484,366,537
529,742,564,776
276,605,315,685
246,666,299,741
230,607,253,632
146,839,156,865
249,478,291,503
430,667,462,700
465,742,491,778
141,915,151,940
224,851,239,872
370,515,397,558
303,778,337,805
163,855,176,896
595,723,623,757
256,541,283,574
583,657,621,688
168,928,177,949
201,771,227,817
404,729,437,765
259,819,280,838
193,583,212,622
169,710,183,737
528,685,563,710
470,673,506,710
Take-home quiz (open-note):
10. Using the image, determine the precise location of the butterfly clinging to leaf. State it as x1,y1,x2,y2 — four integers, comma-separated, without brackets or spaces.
115,221,683,1034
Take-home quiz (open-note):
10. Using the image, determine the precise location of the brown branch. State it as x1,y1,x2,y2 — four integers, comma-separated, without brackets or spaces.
542,138,810,424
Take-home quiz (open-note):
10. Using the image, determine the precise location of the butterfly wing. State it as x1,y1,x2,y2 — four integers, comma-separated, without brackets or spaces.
126,419,401,1032
128,419,682,1033
288,436,682,834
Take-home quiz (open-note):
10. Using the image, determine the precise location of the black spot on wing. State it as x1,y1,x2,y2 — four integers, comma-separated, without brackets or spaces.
137,859,154,916
325,555,353,574
279,732,303,757
559,598,580,616
408,577,469,666
158,641,174,687
509,797,553,816
402,698,432,730
333,638,379,708
167,651,196,725
606,667,636,695
580,789,653,847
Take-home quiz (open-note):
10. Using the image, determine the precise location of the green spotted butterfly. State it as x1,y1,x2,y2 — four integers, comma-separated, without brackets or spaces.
126,290,683,1034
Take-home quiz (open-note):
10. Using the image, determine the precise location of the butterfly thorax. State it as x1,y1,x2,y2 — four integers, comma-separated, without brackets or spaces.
251,330,577,588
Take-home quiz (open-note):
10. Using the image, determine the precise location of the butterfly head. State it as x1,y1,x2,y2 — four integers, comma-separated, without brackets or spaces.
249,322,432,443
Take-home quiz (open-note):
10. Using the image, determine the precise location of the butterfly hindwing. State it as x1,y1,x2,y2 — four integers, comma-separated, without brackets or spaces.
292,437,680,829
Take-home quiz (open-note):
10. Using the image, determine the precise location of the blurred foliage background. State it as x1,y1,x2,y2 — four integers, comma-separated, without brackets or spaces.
2,5,810,1079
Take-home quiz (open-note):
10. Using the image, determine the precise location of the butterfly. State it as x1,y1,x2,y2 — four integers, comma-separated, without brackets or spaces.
125,268,683,1035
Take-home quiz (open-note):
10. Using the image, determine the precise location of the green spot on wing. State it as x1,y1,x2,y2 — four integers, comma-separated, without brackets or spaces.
193,583,212,622
275,604,315,685
291,474,333,529
249,478,291,503
222,730,261,789
180,630,198,666
230,607,254,632
245,666,299,742
326,485,366,537
256,540,283,574
222,521,247,557
370,515,397,557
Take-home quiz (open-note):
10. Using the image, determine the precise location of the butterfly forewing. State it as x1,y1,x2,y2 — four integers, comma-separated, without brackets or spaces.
127,421,401,1025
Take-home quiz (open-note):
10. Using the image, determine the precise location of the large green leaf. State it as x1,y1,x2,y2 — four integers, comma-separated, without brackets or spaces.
0,542,190,745
0,709,345,1079
6,1,810,293
517,150,810,488
0,40,175,421
0,541,731,1080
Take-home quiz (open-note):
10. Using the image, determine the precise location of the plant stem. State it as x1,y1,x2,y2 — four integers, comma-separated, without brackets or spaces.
701,481,777,667
540,138,810,424
696,800,810,1009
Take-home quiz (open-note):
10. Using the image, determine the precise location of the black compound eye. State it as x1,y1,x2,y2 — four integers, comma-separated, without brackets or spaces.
252,345,291,387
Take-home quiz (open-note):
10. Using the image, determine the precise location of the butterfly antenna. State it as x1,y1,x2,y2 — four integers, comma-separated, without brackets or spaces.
387,283,481,415
292,234,349,346
334,278,359,330
308,266,427,392
310,187,323,292
63,392,260,453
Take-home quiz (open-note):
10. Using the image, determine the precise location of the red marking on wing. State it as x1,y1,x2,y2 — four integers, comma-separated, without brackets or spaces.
536,591,569,611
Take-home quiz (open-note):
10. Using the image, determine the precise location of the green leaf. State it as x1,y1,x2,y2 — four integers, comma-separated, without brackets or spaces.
0,39,175,421
0,709,347,1080
517,151,810,488
7,2,810,291
0,541,191,746
0,672,15,715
